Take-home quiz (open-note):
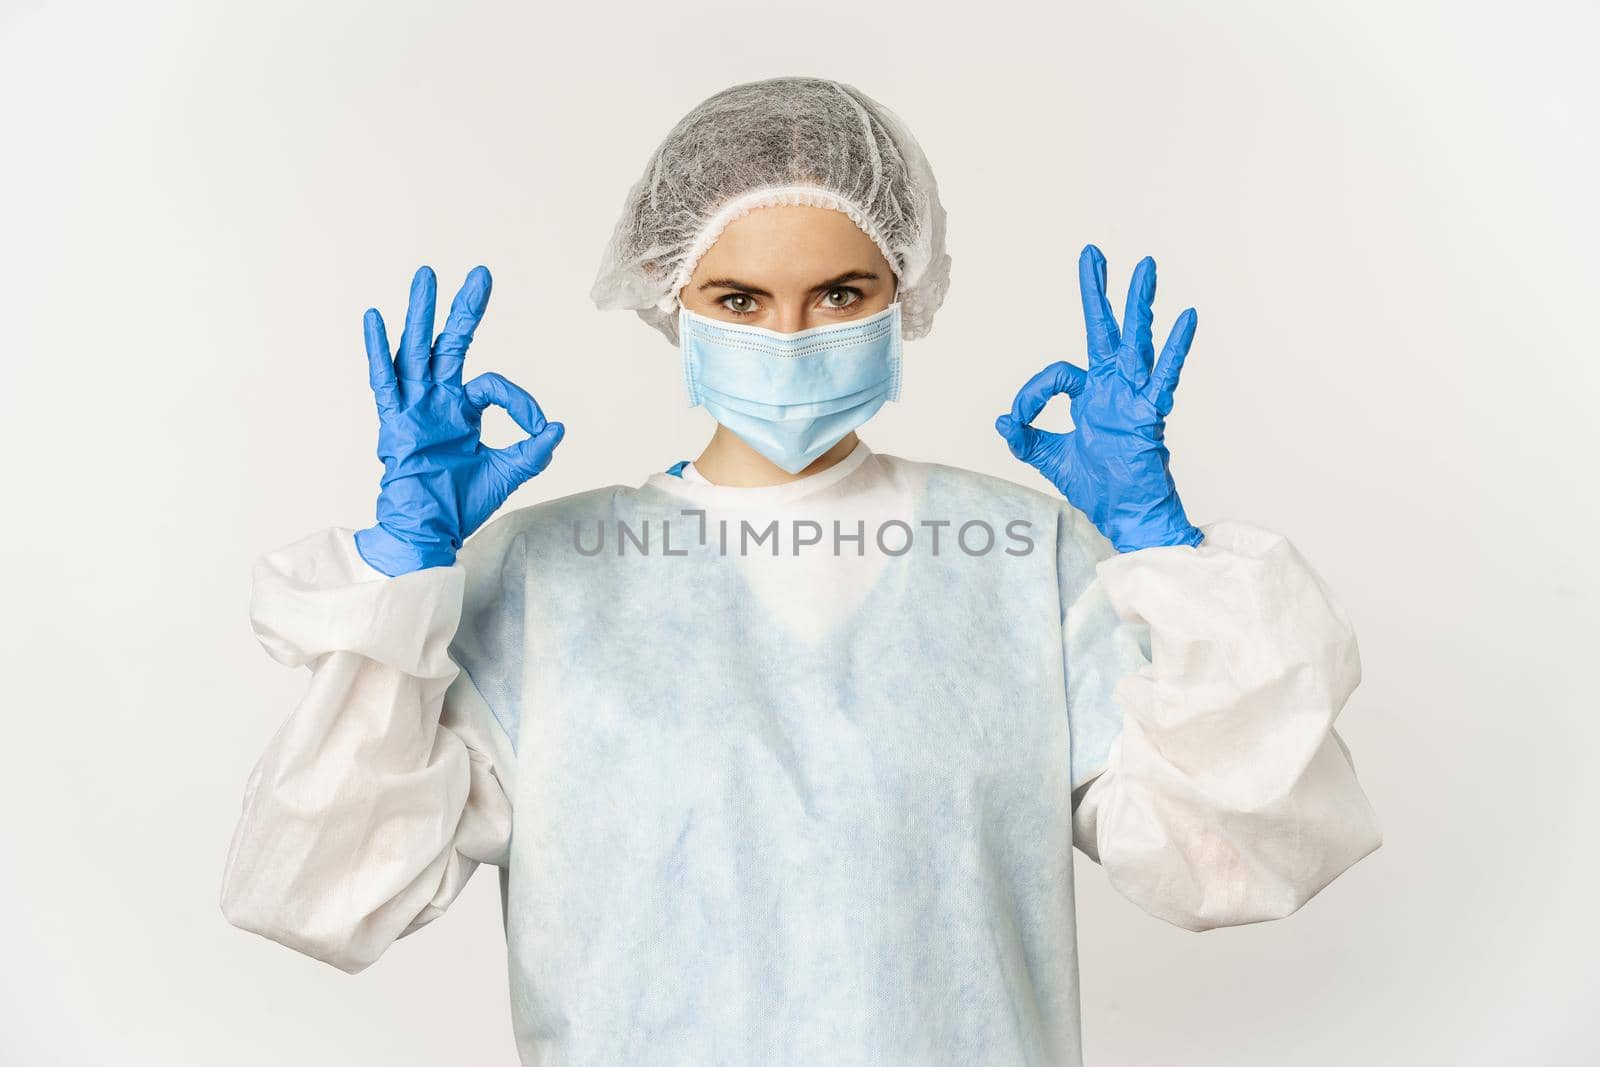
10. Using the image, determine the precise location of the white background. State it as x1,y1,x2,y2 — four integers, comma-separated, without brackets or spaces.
2,1,1595,1063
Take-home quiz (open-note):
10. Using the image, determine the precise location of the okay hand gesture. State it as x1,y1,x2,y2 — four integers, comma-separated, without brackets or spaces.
354,266,565,576
996,245,1204,553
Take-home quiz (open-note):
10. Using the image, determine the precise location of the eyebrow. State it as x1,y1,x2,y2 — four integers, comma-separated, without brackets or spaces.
697,270,881,298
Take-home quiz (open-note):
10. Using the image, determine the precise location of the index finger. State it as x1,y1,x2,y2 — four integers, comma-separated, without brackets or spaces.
1010,360,1087,425
464,371,547,435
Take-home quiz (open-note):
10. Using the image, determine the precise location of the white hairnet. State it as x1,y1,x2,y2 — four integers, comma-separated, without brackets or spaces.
591,76,952,345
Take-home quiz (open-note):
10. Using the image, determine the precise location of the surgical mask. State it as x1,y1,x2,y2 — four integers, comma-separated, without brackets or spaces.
678,302,904,474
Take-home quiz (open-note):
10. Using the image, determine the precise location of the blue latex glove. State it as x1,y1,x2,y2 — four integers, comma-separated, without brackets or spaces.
353,265,565,576
995,246,1204,553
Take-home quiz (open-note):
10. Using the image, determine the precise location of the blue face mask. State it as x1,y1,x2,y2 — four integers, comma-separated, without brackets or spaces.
678,302,904,474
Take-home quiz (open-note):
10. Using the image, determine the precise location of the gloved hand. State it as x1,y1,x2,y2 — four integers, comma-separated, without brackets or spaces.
353,265,565,576
996,245,1203,553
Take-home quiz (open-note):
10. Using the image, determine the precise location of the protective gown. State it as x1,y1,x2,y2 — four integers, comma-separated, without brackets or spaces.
221,442,1381,1065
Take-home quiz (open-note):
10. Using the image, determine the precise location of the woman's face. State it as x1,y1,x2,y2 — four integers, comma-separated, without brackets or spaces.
677,204,897,333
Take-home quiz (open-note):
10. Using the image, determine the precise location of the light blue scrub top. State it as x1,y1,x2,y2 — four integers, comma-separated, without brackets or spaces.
446,449,1145,1065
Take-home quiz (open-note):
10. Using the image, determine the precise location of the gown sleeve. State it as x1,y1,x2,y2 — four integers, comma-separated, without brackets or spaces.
1061,515,1382,932
219,526,518,974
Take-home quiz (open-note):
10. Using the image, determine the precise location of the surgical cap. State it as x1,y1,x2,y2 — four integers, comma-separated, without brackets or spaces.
590,76,953,345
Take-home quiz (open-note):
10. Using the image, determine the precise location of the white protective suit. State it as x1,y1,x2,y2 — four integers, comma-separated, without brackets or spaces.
221,442,1381,1065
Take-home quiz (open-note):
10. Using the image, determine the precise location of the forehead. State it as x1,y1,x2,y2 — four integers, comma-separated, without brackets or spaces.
692,204,890,283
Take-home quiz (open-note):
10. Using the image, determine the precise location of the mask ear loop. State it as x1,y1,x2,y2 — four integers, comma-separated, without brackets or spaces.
885,271,905,402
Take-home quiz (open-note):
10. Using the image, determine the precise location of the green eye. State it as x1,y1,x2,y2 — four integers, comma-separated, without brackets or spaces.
824,288,860,309
721,294,756,314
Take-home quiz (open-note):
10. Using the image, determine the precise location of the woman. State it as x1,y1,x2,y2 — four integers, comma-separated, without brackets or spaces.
221,76,1381,1064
